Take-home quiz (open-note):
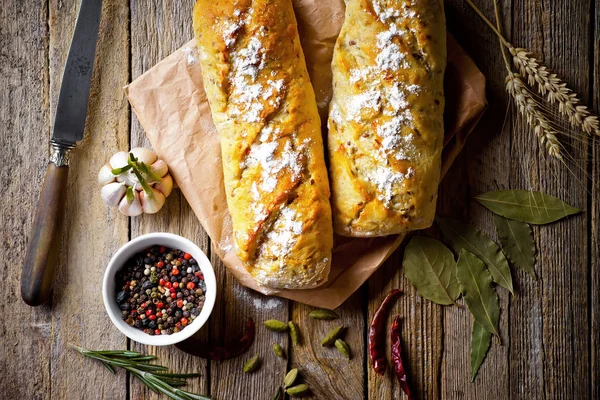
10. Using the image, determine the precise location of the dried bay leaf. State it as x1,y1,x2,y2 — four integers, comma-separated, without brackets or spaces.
474,190,581,224
456,250,500,336
403,237,459,305
493,215,536,277
470,321,492,382
436,217,514,294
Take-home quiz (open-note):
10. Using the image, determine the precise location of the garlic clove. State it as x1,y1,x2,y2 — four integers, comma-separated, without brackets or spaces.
109,151,130,169
130,147,158,165
150,159,169,177
119,188,143,216
98,164,116,185
116,170,139,189
140,188,166,214
155,174,173,197
101,182,126,207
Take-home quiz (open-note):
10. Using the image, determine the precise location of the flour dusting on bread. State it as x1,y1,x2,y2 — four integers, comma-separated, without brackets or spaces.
194,0,333,288
328,0,446,236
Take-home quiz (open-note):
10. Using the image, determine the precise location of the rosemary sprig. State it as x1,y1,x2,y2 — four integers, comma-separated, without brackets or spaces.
71,345,210,400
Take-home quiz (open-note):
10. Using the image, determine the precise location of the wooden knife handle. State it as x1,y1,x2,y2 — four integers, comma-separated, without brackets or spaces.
21,161,69,306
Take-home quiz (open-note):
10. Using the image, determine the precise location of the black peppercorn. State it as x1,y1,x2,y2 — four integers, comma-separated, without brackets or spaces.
142,280,154,291
116,291,128,304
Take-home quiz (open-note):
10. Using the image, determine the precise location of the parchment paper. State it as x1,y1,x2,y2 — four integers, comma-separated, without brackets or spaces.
125,0,487,309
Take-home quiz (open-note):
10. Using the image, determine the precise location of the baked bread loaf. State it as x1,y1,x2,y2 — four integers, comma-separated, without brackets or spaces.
193,0,333,288
328,0,446,237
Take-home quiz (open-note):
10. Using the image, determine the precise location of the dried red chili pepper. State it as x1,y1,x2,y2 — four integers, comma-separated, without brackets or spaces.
175,318,255,361
369,288,402,375
391,315,411,398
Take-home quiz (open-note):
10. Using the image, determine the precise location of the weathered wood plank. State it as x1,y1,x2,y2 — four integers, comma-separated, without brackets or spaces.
129,0,211,398
208,254,290,399
0,1,51,399
590,1,599,398
367,248,443,400
510,0,591,399
437,0,512,398
47,0,130,398
289,291,365,399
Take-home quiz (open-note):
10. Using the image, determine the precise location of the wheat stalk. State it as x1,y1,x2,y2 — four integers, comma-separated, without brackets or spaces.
505,72,562,159
509,47,600,136
464,0,600,160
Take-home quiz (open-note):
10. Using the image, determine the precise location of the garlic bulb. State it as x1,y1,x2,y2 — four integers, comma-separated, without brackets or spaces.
99,148,173,216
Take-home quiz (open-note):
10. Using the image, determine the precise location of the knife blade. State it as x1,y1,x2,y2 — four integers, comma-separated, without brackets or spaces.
52,0,103,147
21,0,103,306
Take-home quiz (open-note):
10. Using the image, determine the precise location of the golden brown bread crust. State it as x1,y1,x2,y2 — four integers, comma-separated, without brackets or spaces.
328,0,446,237
193,0,333,288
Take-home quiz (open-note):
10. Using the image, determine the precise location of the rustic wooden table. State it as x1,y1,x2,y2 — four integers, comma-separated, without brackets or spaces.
2,0,598,399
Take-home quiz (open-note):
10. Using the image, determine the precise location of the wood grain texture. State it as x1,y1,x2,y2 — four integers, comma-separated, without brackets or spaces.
511,1,591,399
208,253,289,399
1,0,598,399
367,247,444,400
129,0,211,398
591,1,599,399
21,163,69,306
440,1,512,399
0,1,51,398
289,291,365,399
46,0,131,398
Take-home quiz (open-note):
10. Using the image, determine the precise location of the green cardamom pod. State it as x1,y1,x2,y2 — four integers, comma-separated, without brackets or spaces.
334,339,351,360
286,384,309,397
283,368,299,388
273,343,285,358
288,321,300,345
272,387,282,400
320,325,345,346
264,320,289,332
242,355,261,373
309,309,339,320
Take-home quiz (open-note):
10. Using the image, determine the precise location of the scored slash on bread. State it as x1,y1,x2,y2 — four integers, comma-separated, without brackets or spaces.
193,0,333,289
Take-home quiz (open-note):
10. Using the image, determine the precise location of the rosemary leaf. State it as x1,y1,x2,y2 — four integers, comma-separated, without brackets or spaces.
100,361,116,375
71,345,210,400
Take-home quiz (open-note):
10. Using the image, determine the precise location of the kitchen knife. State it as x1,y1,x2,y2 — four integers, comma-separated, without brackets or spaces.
21,0,103,306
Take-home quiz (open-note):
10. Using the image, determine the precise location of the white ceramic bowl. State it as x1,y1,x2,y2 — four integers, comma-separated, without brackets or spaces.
102,233,216,346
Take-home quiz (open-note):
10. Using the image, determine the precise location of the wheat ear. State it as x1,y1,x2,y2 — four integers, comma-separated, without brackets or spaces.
505,72,562,159
465,0,600,158
509,47,600,136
